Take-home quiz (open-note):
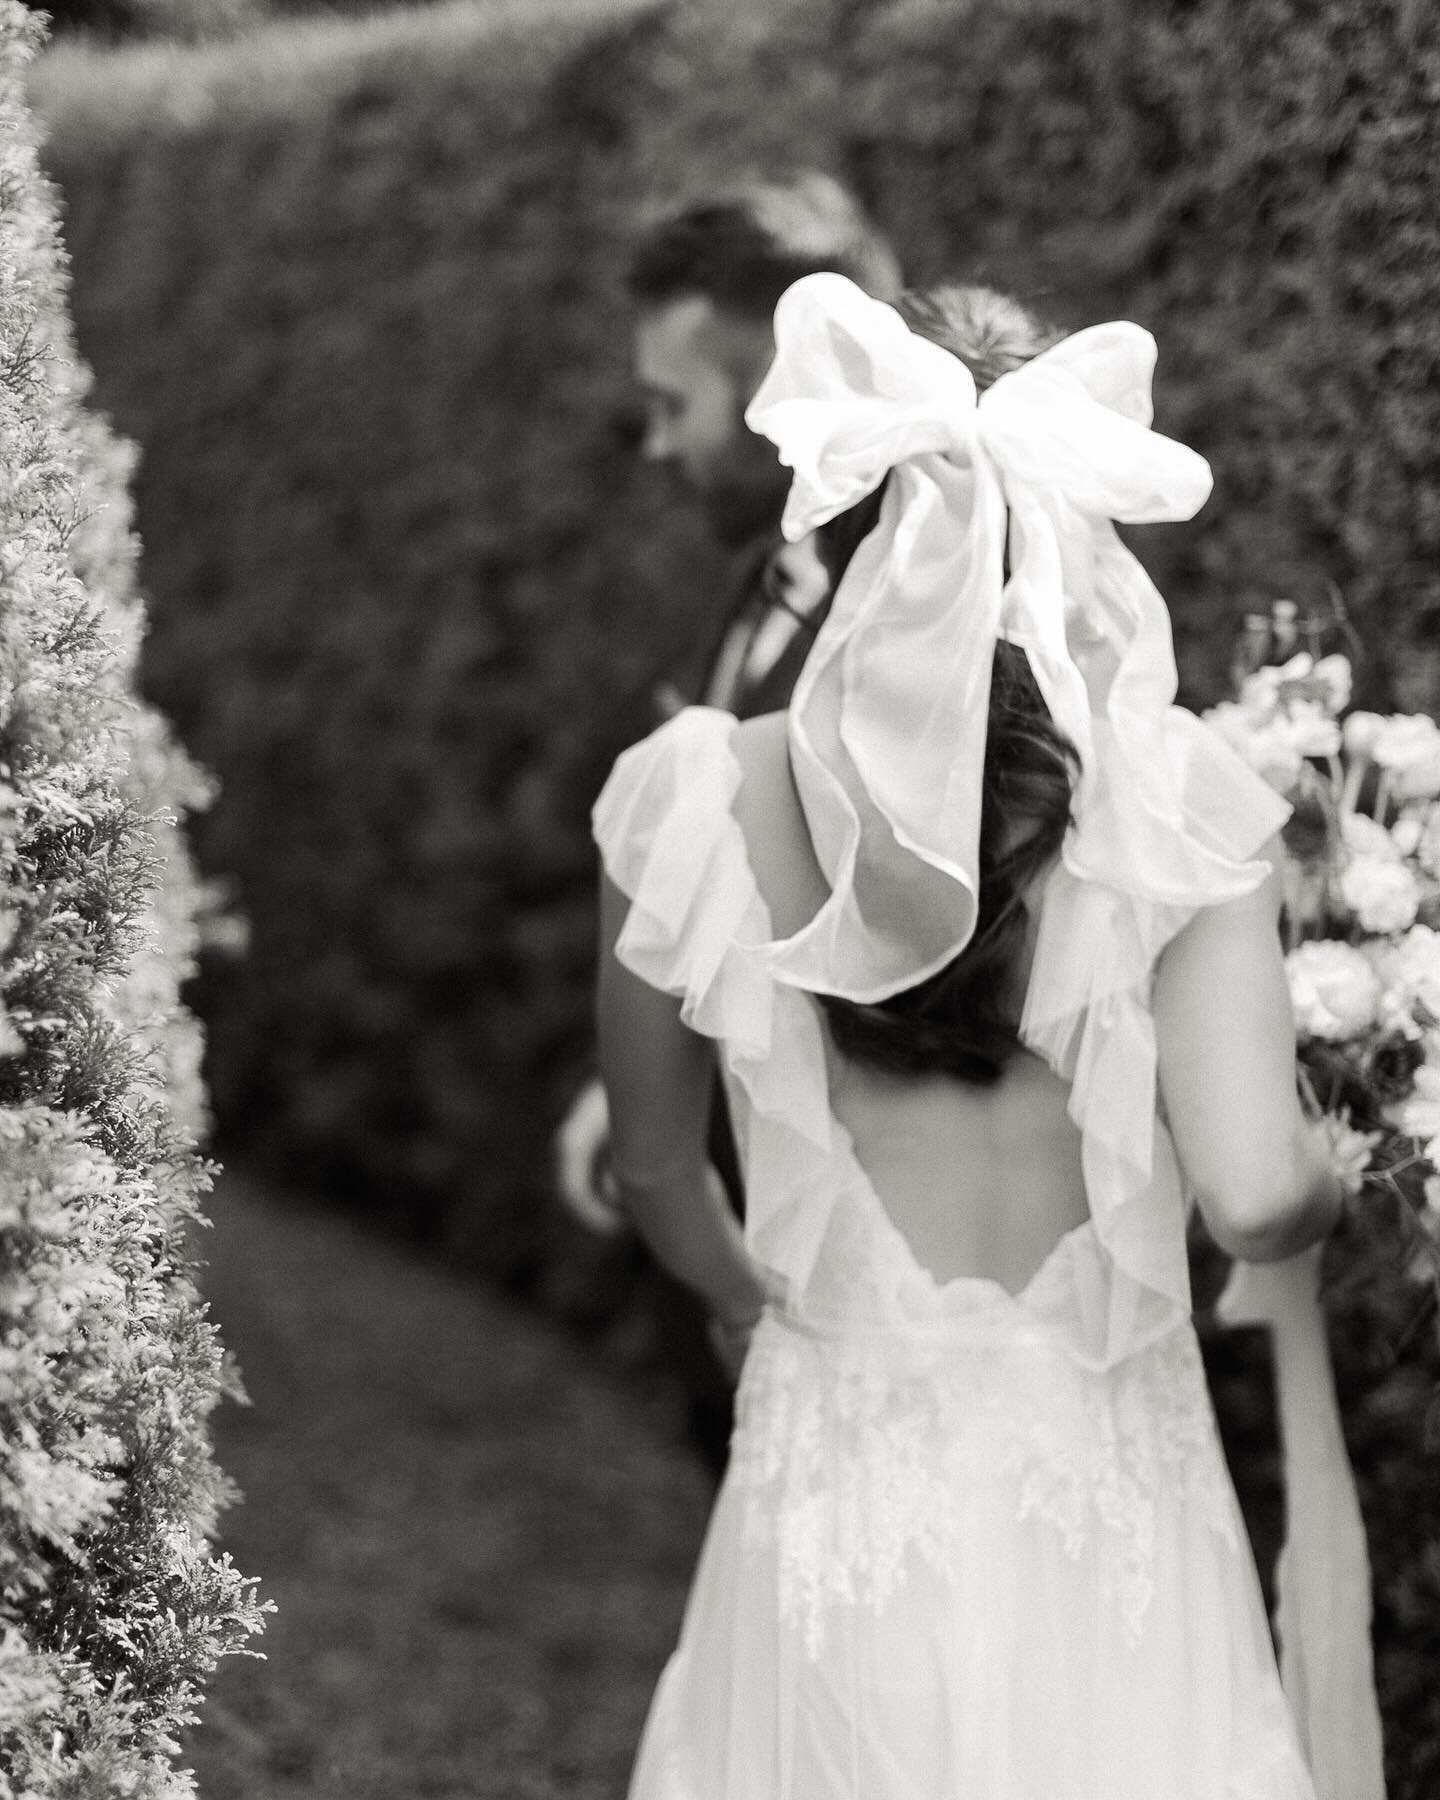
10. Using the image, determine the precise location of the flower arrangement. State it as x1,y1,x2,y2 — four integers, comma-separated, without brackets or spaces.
1204,649,1440,1384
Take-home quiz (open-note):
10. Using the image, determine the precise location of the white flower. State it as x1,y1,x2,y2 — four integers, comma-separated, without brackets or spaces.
1205,697,1270,748
1341,710,1388,758
1236,666,1286,721
1317,1111,1381,1197
1341,811,1403,862
1282,701,1342,760
1203,702,1336,794
1389,1063,1440,1164
1373,714,1440,800
1286,939,1383,1040
1391,813,1424,857
1250,724,1310,792
1204,703,1300,791
1339,855,1422,934
1417,806,1440,880
1312,654,1353,717
1374,714,1440,767
1398,752,1440,804
1372,924,1440,1024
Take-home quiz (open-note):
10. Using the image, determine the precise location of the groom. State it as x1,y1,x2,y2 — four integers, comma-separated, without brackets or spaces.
628,171,900,723
558,171,901,1472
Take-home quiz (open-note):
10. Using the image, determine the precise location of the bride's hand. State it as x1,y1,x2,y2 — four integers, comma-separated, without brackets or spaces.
707,1256,789,1382
707,1309,758,1382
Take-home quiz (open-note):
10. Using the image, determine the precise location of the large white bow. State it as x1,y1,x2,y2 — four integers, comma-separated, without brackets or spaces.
745,272,1252,1002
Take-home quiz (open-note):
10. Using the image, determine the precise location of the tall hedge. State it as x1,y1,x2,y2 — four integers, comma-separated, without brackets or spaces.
0,7,264,1792
31,0,722,1295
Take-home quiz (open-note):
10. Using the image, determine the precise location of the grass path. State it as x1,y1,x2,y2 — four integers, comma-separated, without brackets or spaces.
183,1174,711,1799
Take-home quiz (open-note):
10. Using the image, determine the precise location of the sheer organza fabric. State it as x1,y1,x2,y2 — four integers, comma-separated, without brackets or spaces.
595,705,1312,1800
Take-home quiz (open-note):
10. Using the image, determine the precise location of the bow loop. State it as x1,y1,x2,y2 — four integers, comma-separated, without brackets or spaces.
979,326,1213,525
748,272,978,540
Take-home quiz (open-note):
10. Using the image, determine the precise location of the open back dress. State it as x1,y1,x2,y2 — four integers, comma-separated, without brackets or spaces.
595,703,1315,1800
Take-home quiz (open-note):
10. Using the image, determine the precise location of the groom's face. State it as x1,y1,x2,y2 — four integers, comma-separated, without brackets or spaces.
633,294,790,546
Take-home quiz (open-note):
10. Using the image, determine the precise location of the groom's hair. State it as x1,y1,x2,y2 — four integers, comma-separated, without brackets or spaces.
627,171,902,321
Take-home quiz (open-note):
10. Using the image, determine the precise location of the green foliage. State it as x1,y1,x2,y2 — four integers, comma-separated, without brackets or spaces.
30,0,1440,1780
35,0,263,49
0,5,264,1791
829,0,1440,705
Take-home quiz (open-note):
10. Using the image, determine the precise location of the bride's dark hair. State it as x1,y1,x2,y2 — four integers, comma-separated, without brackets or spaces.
814,284,1080,1084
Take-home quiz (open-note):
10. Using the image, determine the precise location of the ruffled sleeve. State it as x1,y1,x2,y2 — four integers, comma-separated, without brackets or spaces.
1020,708,1292,1369
593,707,848,1291
594,707,767,1051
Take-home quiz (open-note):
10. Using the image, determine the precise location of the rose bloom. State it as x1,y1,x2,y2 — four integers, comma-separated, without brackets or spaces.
1339,855,1422,934
1285,939,1382,1041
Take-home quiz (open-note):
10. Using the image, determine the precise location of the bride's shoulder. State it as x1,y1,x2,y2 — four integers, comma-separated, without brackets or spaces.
732,710,796,825
732,711,828,934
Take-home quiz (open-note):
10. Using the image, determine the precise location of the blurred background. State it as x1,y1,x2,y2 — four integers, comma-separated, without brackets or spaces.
23,0,1440,1792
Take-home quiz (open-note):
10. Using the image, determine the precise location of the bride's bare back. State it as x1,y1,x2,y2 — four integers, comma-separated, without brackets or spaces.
733,712,1089,1295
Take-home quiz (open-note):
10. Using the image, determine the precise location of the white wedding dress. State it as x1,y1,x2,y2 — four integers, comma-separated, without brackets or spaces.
596,704,1316,1800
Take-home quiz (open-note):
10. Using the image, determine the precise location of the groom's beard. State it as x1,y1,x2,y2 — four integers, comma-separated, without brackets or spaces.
697,431,792,549
701,472,790,549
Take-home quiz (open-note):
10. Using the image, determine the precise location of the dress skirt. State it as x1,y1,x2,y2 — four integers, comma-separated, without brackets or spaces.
628,1304,1316,1800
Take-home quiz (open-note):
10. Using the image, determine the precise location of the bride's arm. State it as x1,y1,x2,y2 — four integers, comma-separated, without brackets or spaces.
596,871,772,1329
1153,837,1342,1262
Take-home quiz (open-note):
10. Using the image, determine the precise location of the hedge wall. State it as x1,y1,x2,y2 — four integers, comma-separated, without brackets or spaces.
30,2,1440,1781
0,6,264,1791
33,0,711,1295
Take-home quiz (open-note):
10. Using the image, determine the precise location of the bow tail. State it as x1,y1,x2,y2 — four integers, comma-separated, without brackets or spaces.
1217,1253,1386,1799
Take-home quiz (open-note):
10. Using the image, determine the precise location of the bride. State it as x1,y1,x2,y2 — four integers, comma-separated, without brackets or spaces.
593,271,1339,1796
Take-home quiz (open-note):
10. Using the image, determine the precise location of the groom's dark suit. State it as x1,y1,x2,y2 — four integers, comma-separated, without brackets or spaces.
697,534,829,717
652,531,829,1477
